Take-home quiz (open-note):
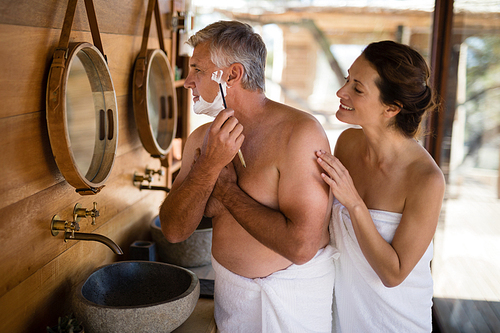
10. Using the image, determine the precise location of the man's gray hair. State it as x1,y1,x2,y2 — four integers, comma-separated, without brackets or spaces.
187,20,266,92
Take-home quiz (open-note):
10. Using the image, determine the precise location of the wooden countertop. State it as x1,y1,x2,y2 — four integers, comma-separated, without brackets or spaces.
173,297,216,333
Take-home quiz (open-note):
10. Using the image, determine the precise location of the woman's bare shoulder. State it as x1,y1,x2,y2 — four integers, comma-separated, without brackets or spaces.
407,144,446,195
334,127,363,158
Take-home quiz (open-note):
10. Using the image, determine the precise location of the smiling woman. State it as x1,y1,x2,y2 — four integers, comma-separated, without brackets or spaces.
317,40,445,332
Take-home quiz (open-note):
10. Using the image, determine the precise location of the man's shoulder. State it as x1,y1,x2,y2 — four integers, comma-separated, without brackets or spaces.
181,122,212,156
275,101,316,120
192,122,212,135
188,122,211,142
277,110,329,153
271,102,325,134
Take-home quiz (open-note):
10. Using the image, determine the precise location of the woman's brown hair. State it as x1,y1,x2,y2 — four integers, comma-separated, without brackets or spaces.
362,40,439,138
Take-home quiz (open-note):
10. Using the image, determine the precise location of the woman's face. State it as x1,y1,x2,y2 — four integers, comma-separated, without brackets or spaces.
336,55,389,127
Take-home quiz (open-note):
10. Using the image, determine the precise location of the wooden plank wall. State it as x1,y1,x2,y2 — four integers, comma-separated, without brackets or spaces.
0,0,178,331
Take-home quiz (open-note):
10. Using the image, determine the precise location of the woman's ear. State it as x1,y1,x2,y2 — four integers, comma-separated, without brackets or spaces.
227,63,244,87
384,102,402,118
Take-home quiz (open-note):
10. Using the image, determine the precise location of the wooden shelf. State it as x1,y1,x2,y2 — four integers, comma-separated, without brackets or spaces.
173,298,216,333
165,1,190,190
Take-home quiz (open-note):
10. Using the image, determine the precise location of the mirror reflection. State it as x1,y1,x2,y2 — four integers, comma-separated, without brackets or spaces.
66,50,99,175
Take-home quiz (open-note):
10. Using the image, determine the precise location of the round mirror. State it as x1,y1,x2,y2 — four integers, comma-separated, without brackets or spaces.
46,42,118,195
133,49,177,159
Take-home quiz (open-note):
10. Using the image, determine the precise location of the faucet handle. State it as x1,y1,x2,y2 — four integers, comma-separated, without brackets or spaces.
133,166,163,188
68,220,81,238
145,166,164,180
74,202,100,225
70,220,81,231
89,202,99,225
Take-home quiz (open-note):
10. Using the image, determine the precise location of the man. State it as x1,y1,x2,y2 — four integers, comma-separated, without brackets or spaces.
159,20,337,333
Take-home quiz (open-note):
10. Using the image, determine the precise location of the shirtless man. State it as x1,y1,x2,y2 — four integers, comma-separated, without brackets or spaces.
159,21,337,333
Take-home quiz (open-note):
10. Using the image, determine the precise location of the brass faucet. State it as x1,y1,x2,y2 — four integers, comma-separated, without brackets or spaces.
65,232,123,255
133,166,170,192
50,203,123,255
133,166,164,183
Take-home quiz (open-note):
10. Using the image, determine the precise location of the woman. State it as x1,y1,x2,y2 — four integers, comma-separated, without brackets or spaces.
316,41,445,332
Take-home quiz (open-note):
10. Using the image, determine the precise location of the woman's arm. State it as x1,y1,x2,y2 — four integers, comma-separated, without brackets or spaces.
316,142,445,287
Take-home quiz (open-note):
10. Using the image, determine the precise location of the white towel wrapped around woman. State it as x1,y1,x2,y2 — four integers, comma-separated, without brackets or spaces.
212,245,339,333
330,199,433,333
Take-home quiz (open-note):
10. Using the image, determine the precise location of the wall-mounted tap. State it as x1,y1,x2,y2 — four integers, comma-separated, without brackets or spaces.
50,203,123,255
133,166,170,192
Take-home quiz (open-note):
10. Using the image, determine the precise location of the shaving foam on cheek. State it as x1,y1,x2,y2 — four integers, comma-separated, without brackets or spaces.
211,70,223,83
192,70,229,117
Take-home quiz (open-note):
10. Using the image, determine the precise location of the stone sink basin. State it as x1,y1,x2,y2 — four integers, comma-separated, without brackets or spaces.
73,261,200,333
151,215,212,267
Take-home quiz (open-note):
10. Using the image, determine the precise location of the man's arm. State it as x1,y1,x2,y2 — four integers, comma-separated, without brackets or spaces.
212,119,331,264
160,109,244,242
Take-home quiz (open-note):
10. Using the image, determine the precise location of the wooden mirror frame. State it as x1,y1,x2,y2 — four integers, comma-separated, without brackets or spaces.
46,42,118,195
133,48,178,159
132,0,178,159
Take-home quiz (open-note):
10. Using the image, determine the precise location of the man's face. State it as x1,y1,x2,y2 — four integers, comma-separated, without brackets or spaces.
184,42,220,105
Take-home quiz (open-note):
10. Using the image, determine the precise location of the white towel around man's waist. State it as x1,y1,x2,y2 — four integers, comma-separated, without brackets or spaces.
212,245,339,333
330,199,433,333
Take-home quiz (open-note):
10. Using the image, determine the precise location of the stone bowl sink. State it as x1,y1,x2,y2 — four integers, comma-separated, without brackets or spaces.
151,215,212,267
73,261,200,333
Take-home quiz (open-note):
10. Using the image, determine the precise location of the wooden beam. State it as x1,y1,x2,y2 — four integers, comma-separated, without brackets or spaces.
426,0,454,166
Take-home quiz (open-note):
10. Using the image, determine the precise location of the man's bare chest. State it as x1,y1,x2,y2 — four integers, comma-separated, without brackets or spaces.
234,146,281,211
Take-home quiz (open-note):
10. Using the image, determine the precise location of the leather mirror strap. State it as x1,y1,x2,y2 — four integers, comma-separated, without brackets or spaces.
154,0,166,53
55,0,106,61
84,0,106,60
138,0,156,59
55,0,78,60
139,0,167,59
